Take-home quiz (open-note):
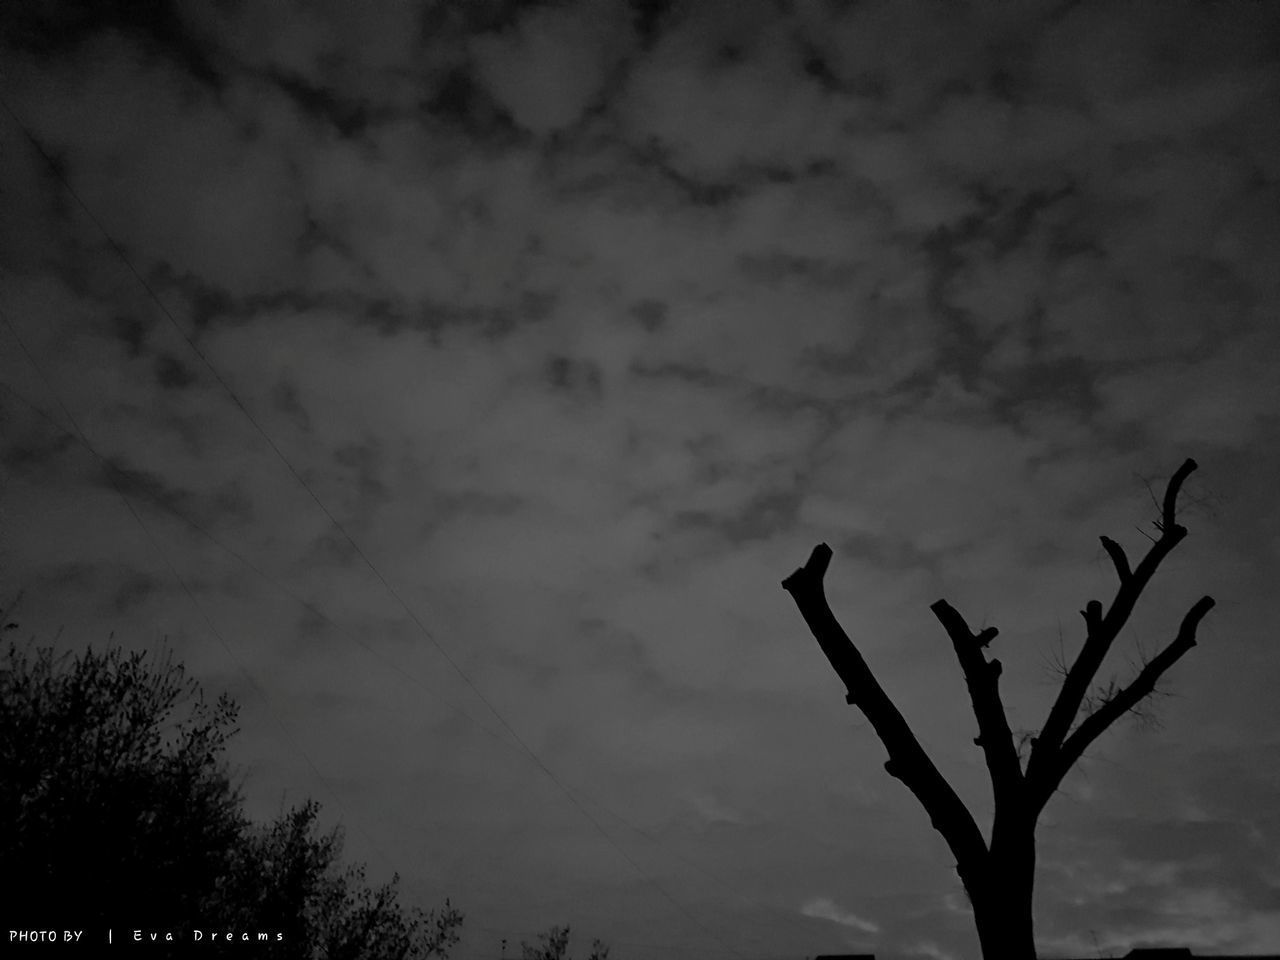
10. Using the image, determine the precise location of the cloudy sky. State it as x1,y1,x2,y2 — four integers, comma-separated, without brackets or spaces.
2,1,1279,957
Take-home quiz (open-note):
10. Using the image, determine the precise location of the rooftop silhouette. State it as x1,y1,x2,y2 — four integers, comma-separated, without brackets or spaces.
1050,950,1280,960
813,951,1280,960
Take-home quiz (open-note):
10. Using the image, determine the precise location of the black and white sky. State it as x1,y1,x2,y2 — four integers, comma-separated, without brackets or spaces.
2,1,1279,958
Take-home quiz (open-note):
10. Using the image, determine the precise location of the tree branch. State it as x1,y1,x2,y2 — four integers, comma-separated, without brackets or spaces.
1159,458,1198,533
783,544,988,874
1036,595,1214,799
1029,458,1202,796
1099,536,1130,582
930,600,1023,803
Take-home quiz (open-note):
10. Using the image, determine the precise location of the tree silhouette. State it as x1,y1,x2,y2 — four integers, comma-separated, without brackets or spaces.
520,925,610,960
0,639,462,959
209,800,463,960
781,458,1214,959
1,642,243,932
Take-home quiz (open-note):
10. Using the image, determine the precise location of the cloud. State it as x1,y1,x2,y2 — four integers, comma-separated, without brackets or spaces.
471,1,635,135
801,895,881,934
2,2,1279,957
620,29,847,178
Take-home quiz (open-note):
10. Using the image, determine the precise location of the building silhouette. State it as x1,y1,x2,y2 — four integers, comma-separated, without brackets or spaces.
1053,949,1280,960
813,951,1280,960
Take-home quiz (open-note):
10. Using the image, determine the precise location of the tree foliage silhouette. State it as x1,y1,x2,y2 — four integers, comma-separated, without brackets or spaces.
781,458,1214,959
0,639,462,959
210,799,463,960
2,642,242,931
520,925,610,960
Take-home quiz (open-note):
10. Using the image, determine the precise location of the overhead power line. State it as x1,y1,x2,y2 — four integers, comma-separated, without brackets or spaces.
0,370,832,954
0,94,756,959
0,304,462,906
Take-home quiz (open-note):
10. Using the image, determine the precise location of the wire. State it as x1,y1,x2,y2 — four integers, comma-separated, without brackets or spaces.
0,372,825,954
0,96,750,958
0,307,461,910
0,377,514,749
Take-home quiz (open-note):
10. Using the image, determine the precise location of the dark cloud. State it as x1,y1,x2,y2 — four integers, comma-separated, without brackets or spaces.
1,0,226,88
154,353,196,390
0,403,79,477
112,570,161,614
270,378,312,433
546,355,604,401
109,313,151,358
2,1,1278,957
423,66,520,138
673,487,801,546
264,69,373,138
101,456,256,532
629,298,668,332
331,437,389,509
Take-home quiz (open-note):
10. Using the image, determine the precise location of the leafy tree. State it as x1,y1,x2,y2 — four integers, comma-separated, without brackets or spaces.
781,459,1215,959
213,800,463,960
1,642,243,931
0,638,462,959
520,925,609,960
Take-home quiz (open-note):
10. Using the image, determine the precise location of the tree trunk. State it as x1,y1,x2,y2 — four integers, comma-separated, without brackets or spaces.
967,826,1037,960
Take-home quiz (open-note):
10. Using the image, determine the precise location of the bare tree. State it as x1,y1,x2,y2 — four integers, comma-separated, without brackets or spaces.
781,458,1214,959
